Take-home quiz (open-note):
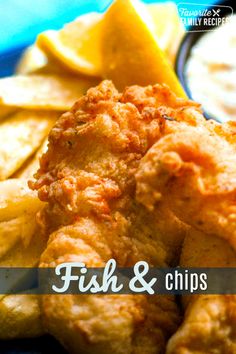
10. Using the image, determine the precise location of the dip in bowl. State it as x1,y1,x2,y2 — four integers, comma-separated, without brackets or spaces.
176,1,235,122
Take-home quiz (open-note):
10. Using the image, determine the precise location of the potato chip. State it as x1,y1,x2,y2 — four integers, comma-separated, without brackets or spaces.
0,178,46,266
0,110,56,180
0,74,99,111
0,216,34,259
15,138,48,179
0,178,47,303
0,227,46,267
0,294,43,339
0,179,43,222
0,179,46,300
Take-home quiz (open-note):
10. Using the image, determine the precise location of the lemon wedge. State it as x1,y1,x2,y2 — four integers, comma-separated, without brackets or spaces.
37,12,103,77
102,0,186,97
148,2,185,64
36,0,185,97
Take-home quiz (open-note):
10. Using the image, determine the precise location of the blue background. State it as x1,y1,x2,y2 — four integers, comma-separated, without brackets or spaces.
0,0,219,53
0,0,217,77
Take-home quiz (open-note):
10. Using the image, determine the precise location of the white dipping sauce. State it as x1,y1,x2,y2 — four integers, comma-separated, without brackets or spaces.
186,15,236,122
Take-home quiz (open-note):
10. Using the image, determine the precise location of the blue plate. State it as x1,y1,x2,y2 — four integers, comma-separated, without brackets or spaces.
0,46,26,78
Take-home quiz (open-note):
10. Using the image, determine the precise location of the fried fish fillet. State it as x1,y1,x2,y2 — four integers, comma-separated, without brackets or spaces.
167,228,236,354
31,81,187,354
132,85,236,353
135,89,236,251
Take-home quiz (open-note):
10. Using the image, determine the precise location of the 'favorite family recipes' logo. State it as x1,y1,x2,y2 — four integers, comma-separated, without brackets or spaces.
177,3,233,31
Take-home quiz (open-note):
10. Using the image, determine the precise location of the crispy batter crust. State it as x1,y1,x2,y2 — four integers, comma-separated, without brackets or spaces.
167,229,236,354
135,96,236,251
31,81,190,354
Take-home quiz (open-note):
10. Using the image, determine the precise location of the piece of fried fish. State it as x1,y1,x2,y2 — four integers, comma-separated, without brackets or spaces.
31,81,188,354
134,85,236,353
167,228,236,354
135,90,236,251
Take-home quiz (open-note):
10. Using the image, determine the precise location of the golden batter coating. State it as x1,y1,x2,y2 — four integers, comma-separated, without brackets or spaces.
31,81,188,354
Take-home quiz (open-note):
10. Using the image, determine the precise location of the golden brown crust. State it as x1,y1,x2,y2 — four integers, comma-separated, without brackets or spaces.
167,229,236,354
31,81,188,354
135,101,236,251
132,84,236,353
167,294,236,354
